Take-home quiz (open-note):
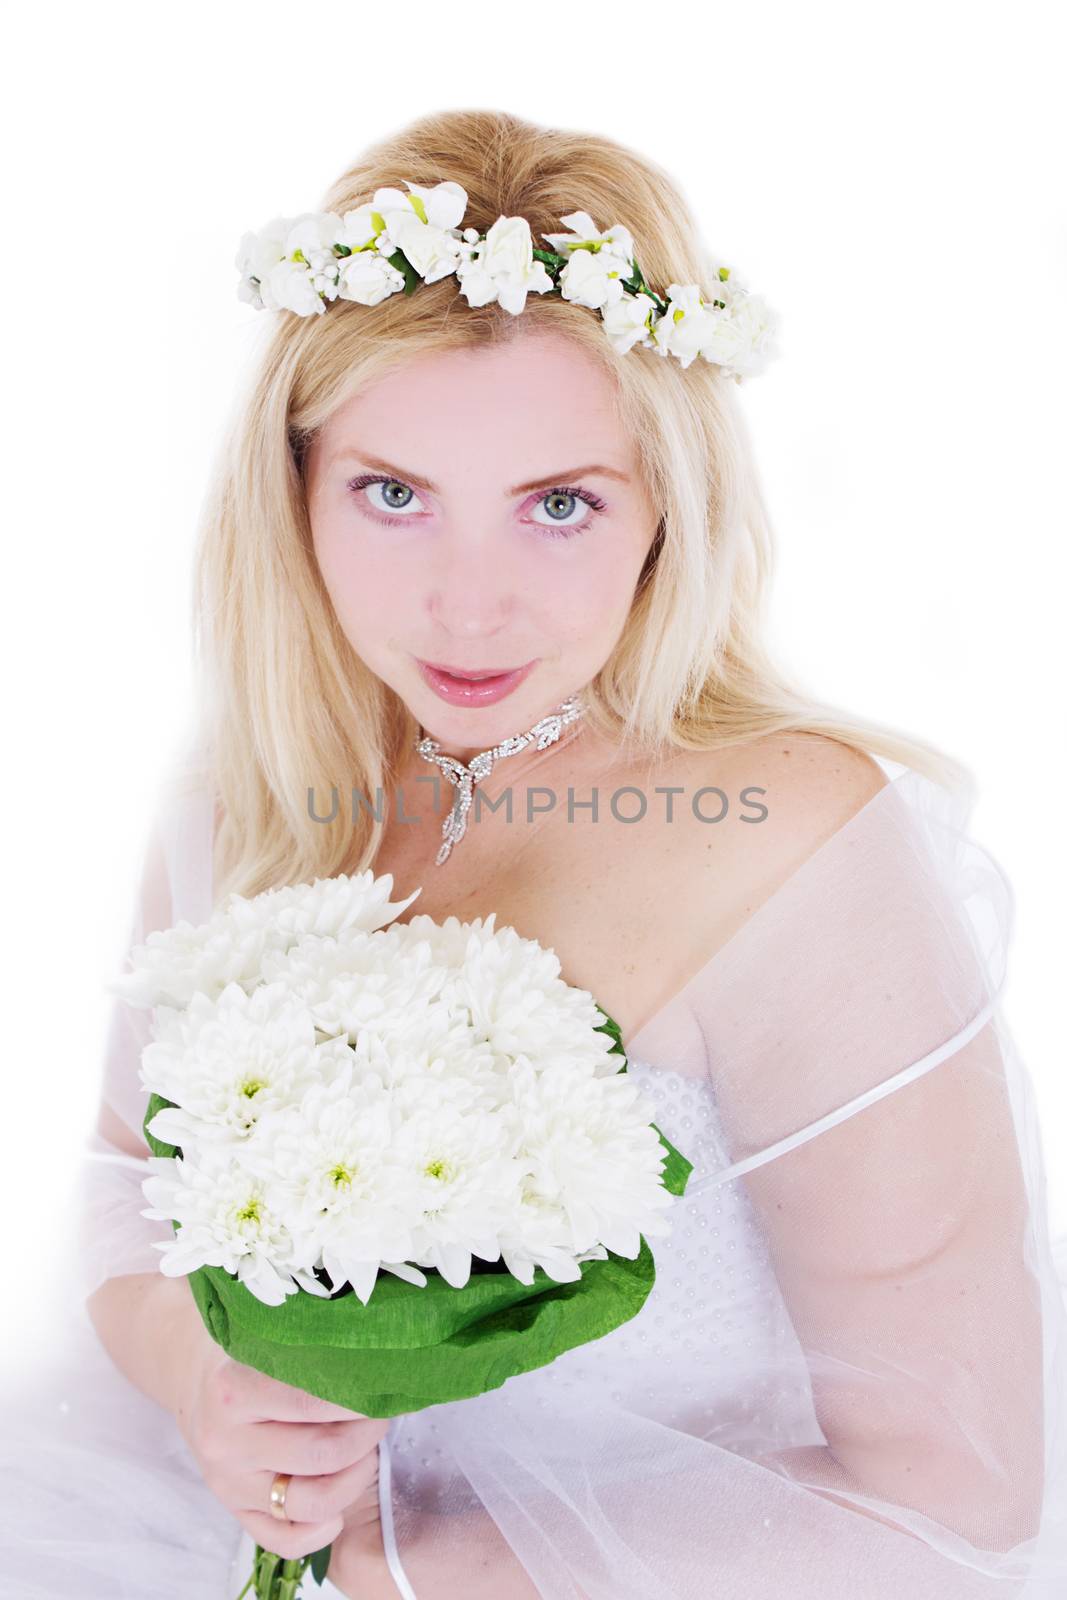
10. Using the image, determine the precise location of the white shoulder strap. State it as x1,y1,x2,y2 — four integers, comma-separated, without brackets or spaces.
687,988,1003,1195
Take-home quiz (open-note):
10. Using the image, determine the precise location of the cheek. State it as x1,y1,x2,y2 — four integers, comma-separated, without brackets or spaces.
536,541,644,636
312,517,416,633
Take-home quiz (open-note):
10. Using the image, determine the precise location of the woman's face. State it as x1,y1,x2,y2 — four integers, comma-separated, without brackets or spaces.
305,331,660,763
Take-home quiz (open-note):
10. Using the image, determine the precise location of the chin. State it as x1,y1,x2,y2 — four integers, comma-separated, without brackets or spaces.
418,701,535,740
414,690,579,759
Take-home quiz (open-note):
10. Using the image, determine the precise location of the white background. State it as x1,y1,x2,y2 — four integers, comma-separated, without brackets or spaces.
2,1,1064,1327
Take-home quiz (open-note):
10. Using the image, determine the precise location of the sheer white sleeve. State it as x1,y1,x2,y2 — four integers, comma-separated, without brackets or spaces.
0,757,241,1599
77,763,218,1304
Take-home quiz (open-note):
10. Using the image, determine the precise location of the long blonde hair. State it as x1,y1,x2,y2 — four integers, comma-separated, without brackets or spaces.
190,106,971,903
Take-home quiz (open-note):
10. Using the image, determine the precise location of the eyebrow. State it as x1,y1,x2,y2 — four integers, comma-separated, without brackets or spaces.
332,450,631,496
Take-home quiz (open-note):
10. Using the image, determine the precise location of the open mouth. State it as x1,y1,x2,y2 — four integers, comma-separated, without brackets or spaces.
425,663,521,681
416,658,538,705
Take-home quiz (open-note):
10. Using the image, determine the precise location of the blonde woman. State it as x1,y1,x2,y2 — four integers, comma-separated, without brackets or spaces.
5,109,1066,1598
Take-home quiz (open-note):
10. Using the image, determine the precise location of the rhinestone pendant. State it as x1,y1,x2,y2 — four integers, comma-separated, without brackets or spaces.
413,694,585,865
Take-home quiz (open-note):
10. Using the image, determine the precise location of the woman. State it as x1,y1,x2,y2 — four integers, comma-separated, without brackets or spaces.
4,108,1066,1598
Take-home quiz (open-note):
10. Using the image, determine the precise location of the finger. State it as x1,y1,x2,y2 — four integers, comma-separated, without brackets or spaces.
246,1415,390,1476
235,1365,371,1424
248,1451,379,1528
237,1509,344,1564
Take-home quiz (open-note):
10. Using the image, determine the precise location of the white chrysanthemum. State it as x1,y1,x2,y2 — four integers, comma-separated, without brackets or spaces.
228,869,421,952
141,981,352,1150
393,910,500,968
262,924,449,1044
506,1059,675,1259
497,1196,608,1286
140,1147,324,1307
443,923,619,1074
109,870,420,1009
110,913,261,1010
349,1007,501,1099
396,1097,527,1289
238,1070,425,1305
383,1063,515,1142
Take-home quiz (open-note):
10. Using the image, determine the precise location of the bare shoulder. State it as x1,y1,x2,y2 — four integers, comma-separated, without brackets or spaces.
665,730,888,842
742,730,890,844
662,732,890,942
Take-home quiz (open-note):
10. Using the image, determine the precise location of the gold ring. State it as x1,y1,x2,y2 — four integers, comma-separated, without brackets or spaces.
269,1470,292,1522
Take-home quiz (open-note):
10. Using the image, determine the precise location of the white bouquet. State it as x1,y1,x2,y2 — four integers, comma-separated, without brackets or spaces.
109,868,693,1599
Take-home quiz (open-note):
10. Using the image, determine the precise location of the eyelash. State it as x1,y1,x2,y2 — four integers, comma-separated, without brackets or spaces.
344,473,607,539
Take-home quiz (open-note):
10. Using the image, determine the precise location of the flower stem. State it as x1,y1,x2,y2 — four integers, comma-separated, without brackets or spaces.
233,1543,321,1600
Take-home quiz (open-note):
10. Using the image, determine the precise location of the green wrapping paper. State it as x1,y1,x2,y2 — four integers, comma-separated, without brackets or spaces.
142,1022,694,1418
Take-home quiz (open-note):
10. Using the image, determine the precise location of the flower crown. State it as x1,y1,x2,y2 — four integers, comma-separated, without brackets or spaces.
236,179,780,382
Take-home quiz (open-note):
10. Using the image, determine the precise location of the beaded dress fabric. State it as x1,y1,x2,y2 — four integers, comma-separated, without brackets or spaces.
3,746,1067,1599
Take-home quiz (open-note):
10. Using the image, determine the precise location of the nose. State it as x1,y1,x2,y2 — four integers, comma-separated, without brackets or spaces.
426,545,519,640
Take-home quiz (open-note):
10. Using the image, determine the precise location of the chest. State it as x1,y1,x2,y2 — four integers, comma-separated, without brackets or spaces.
364,769,743,1050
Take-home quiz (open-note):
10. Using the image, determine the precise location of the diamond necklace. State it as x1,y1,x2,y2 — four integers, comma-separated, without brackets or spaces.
412,694,587,866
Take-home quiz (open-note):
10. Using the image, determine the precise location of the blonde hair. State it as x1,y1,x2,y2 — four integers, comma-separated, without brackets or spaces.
191,106,972,904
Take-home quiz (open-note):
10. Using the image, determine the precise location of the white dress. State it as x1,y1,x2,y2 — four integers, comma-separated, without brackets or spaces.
4,749,1067,1599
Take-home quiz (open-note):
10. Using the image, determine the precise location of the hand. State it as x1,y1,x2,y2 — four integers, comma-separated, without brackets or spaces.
173,1344,390,1562
324,1497,404,1600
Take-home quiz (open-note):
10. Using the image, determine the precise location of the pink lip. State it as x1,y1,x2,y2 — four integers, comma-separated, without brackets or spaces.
416,658,537,706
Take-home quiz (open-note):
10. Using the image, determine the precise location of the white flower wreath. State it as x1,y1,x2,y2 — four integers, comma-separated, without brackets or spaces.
236,179,780,381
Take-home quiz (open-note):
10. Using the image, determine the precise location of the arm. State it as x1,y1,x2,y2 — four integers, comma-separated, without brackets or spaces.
686,741,1047,1559
86,1265,216,1427
742,1011,1045,1551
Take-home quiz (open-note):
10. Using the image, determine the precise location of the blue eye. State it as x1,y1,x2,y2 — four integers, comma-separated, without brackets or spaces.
528,487,606,535
348,476,425,518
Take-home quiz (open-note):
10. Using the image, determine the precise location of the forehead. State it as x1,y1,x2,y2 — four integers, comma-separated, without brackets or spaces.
316,333,632,480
